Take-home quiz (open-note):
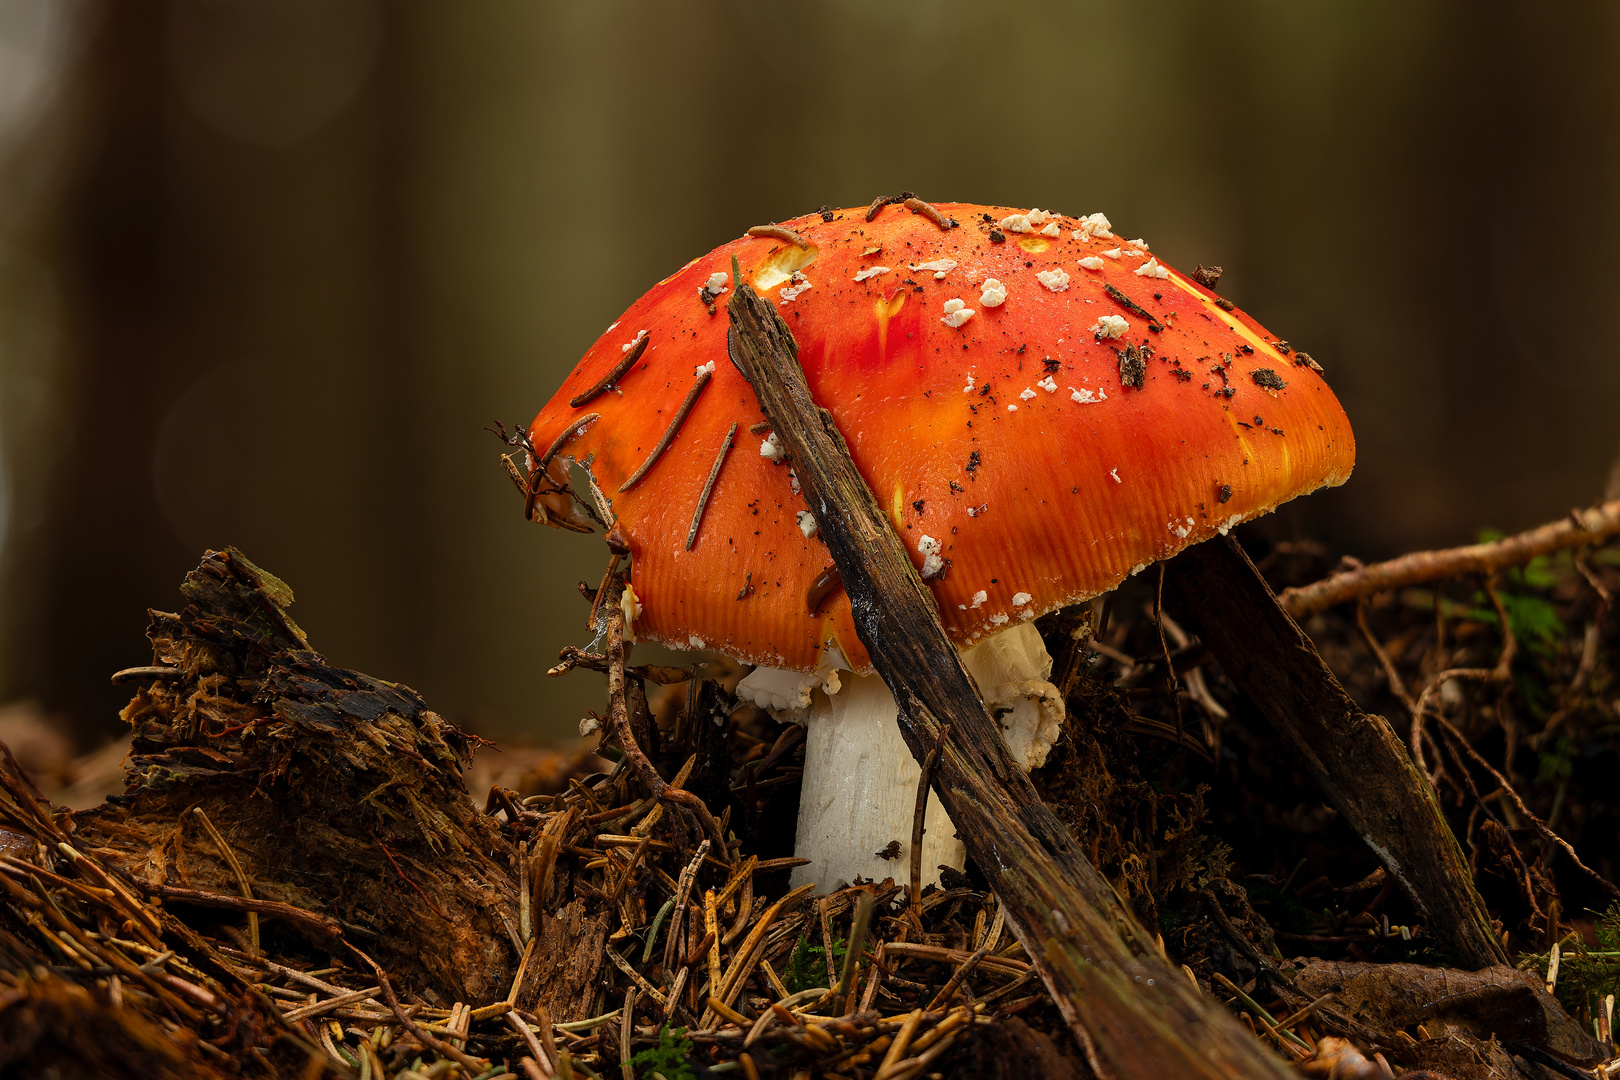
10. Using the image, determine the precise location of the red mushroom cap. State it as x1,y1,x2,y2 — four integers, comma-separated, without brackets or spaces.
528,203,1355,673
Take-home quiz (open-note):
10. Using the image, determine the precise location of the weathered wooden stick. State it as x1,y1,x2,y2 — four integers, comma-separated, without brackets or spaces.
726,277,1295,1079
1279,499,1620,619
1165,536,1508,969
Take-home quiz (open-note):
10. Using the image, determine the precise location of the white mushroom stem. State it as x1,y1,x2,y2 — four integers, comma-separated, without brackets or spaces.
791,671,962,891
737,622,1064,892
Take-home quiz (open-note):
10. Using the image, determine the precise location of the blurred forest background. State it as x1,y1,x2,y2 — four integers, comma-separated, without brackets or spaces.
0,1,1616,755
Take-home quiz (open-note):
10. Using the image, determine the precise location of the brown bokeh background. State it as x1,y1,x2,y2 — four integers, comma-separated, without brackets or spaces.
0,1,1616,750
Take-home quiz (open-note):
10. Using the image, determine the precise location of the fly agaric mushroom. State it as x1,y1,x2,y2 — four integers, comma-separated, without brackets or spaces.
524,202,1354,891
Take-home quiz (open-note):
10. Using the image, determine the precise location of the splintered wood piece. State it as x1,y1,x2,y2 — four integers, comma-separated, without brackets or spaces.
725,271,1296,1079
1164,536,1508,969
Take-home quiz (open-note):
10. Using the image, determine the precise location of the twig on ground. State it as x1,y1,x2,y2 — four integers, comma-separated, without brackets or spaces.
908,726,948,925
1280,499,1620,618
186,807,259,956
925,943,990,1011
1434,717,1620,902
601,591,728,853
662,840,711,976
347,943,487,1074
836,890,877,1009
1354,602,1418,717
619,987,637,1080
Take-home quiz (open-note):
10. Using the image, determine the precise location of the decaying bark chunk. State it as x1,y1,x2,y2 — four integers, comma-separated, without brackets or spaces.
518,896,612,1021
1294,960,1606,1068
73,548,523,1002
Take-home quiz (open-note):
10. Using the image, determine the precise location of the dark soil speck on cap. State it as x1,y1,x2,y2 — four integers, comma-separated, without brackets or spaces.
1117,345,1147,390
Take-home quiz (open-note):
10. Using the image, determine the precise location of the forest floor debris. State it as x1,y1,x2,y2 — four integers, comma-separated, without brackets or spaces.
2,515,1619,1079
